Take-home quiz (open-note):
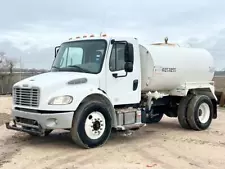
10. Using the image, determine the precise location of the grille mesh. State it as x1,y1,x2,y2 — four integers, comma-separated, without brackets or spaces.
13,87,40,107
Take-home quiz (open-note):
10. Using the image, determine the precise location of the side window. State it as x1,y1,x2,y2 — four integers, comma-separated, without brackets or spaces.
109,43,125,71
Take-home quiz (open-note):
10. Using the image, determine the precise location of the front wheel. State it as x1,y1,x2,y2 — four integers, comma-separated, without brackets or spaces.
70,100,112,149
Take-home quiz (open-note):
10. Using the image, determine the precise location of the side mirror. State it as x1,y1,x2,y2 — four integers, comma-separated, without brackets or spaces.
124,43,134,63
124,62,133,72
55,46,60,58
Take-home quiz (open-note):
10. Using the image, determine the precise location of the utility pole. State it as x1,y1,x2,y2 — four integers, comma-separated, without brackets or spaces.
20,55,22,80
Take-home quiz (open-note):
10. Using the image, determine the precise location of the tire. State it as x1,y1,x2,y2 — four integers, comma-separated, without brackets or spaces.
186,95,213,130
177,95,193,129
145,110,164,124
44,129,53,136
70,100,112,149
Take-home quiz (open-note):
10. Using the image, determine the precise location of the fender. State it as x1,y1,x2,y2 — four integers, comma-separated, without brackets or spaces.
42,83,113,112
43,83,117,126
170,82,217,101
170,82,218,119
78,92,117,127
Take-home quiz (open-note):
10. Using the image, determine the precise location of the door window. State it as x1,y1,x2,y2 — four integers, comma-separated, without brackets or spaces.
109,43,125,71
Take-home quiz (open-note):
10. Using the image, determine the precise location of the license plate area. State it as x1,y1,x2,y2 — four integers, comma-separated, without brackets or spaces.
15,117,39,126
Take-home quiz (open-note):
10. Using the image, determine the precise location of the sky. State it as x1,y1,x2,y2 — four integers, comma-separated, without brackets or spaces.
0,0,225,70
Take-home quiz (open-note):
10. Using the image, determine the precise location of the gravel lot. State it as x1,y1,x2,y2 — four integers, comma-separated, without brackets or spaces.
0,96,225,169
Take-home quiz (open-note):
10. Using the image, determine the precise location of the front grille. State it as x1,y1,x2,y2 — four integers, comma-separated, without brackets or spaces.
13,87,40,107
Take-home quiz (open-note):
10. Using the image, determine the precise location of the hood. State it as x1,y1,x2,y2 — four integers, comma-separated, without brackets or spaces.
14,71,100,89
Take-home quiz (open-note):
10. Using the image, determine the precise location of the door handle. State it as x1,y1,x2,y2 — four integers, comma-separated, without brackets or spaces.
133,79,138,91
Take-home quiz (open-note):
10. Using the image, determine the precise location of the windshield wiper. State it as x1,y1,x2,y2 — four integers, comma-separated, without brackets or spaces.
67,65,91,73
52,66,60,69
51,65,91,73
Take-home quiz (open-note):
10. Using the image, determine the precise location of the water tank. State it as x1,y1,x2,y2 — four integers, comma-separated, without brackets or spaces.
139,44,215,92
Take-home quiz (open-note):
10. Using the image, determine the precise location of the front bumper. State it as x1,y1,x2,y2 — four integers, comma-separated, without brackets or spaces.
6,121,46,136
6,108,74,135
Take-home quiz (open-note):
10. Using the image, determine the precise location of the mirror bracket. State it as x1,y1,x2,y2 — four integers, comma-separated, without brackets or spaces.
111,39,115,44
55,46,60,58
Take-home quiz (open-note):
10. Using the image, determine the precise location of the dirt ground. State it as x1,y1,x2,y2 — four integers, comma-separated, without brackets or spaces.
0,96,225,169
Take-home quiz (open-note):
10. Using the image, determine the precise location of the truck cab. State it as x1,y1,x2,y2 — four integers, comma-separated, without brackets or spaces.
6,35,218,149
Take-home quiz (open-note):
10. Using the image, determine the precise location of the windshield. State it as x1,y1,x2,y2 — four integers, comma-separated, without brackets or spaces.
51,40,107,74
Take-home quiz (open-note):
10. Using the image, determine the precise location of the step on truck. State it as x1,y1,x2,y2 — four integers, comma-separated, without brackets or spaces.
6,35,218,149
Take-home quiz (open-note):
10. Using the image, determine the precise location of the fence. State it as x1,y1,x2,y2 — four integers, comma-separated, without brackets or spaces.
0,72,42,95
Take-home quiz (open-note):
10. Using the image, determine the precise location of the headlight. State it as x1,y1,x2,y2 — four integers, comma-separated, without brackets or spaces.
48,95,73,105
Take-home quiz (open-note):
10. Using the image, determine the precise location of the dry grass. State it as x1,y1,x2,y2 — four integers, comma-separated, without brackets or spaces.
213,76,225,106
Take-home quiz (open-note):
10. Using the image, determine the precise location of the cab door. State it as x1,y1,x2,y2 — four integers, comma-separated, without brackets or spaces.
106,40,141,106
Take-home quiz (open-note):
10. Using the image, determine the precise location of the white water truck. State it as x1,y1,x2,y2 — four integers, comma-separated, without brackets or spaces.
6,35,217,148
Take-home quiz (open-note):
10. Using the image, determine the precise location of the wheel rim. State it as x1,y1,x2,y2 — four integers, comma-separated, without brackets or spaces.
84,111,106,140
198,103,210,123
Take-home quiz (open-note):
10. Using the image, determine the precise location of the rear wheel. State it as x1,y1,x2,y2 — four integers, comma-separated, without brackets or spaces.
186,95,213,130
145,110,164,123
177,95,193,129
70,100,112,149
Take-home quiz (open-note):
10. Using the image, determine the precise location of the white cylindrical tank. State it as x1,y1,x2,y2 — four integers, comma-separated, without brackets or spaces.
139,44,215,92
